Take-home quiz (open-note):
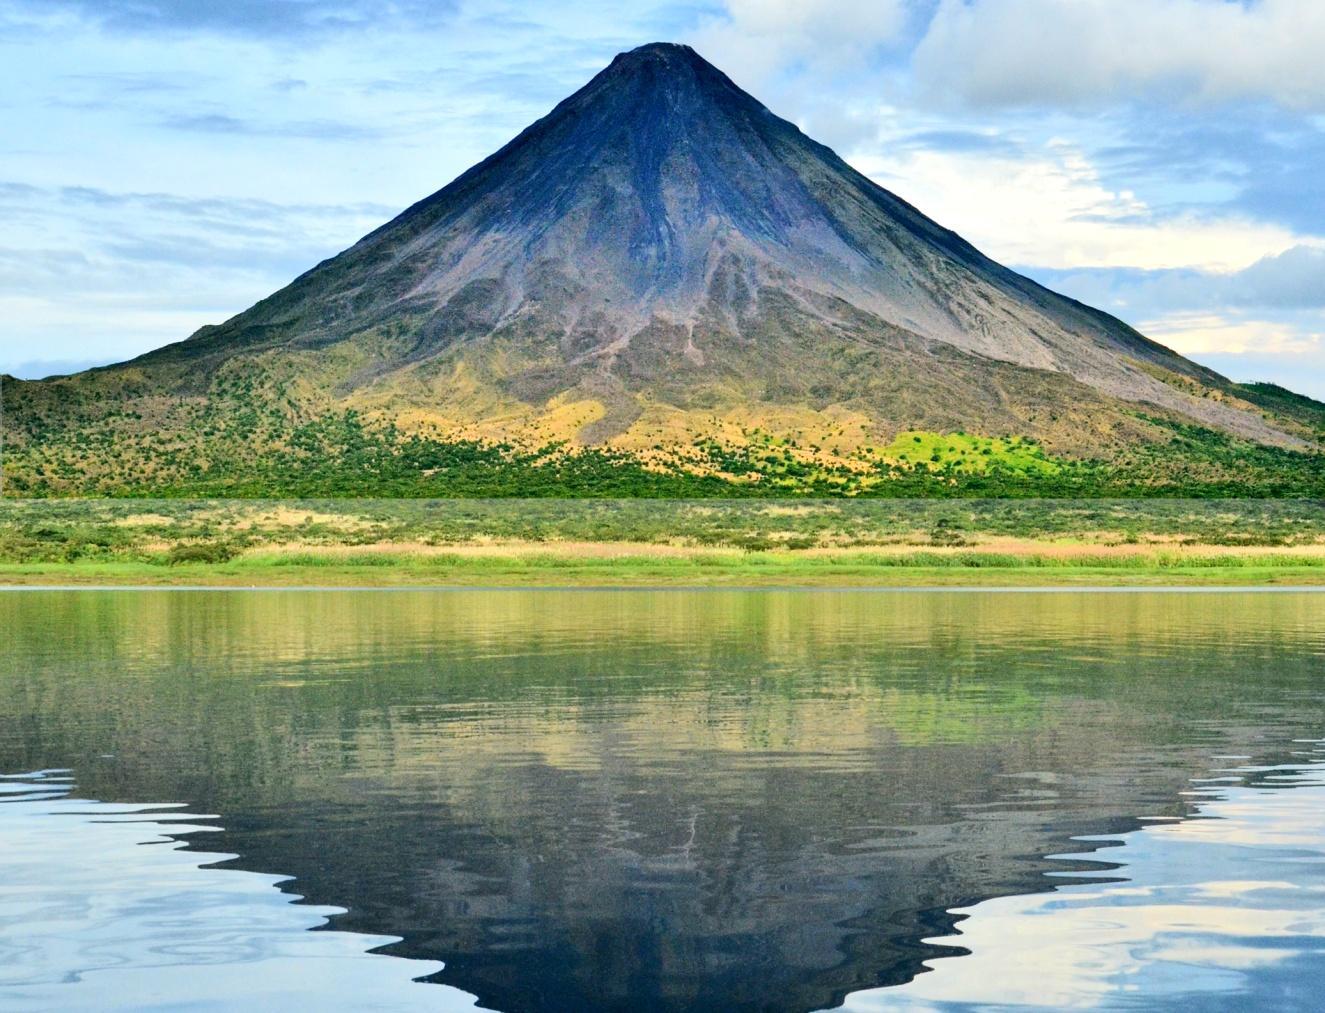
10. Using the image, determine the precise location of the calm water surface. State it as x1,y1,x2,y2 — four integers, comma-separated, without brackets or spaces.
1,589,1324,1011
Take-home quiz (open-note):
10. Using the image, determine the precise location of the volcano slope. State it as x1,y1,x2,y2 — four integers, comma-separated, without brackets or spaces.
5,43,1324,497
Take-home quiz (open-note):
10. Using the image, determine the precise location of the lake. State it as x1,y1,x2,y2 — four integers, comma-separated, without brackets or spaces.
2,589,1324,1011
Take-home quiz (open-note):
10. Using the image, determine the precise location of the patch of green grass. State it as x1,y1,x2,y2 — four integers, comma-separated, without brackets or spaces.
879,430,1060,476
247,551,410,568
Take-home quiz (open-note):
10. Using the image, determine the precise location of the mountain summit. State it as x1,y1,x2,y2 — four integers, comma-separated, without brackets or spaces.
7,43,1323,495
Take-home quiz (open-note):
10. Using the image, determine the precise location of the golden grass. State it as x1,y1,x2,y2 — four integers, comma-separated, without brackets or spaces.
234,538,1325,564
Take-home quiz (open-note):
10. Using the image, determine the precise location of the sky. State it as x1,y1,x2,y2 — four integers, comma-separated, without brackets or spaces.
2,0,1324,397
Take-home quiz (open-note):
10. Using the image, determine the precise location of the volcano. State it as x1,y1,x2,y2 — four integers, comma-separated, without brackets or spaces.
6,43,1322,495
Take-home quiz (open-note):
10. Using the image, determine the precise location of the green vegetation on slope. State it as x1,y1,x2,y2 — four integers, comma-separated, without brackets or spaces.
1236,383,1325,439
6,394,1325,498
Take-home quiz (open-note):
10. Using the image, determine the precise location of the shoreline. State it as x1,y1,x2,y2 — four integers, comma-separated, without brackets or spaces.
3,550,1325,588
5,582,1325,593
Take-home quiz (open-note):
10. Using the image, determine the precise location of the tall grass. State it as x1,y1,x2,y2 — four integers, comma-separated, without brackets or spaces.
183,548,1325,572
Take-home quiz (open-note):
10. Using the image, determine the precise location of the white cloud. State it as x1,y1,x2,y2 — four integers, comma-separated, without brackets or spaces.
720,0,907,47
1134,312,1325,397
692,0,908,86
914,0,1325,111
0,183,392,376
859,140,1325,398
1140,313,1322,358
0,294,224,376
1128,309,1325,397
1234,246,1325,308
852,142,1309,272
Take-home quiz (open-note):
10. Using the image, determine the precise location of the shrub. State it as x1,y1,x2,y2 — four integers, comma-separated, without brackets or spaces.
167,542,236,565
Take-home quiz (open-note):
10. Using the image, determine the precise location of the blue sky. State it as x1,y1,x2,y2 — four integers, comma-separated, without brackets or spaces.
2,0,1324,397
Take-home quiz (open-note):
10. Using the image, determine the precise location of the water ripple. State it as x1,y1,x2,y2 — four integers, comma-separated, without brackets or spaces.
835,746,1325,1011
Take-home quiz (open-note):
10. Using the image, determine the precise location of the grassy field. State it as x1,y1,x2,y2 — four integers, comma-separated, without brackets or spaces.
2,498,1324,586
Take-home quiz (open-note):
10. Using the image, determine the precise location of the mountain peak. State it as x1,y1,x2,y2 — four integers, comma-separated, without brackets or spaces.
583,41,749,107
603,42,715,80
50,38,1300,480
614,41,703,64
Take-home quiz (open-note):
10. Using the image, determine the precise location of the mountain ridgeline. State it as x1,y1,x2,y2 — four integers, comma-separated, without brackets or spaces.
6,43,1325,496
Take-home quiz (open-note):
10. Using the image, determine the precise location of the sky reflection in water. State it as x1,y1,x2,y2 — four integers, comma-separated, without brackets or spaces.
839,745,1325,1011
0,770,472,1012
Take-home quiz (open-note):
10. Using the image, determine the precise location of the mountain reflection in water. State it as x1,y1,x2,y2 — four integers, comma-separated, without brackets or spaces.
1,589,1324,1012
